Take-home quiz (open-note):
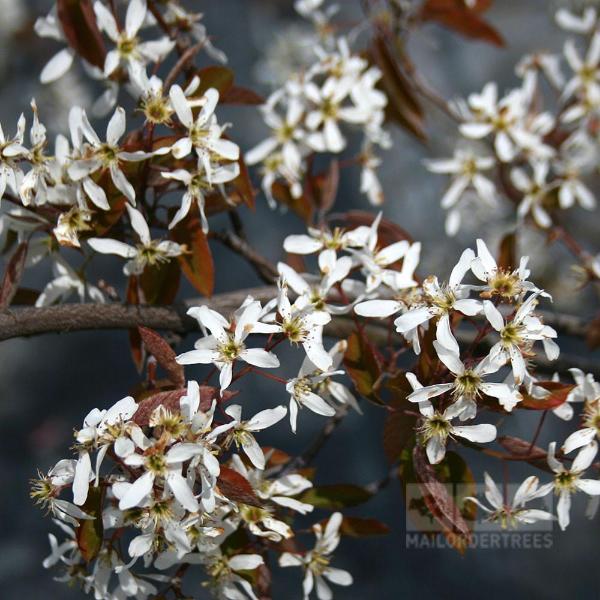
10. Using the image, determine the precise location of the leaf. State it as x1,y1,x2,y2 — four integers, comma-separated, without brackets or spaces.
338,516,390,537
221,86,265,105
170,205,214,296
271,181,313,224
420,0,505,47
344,331,385,406
138,326,185,386
126,276,145,372
194,66,235,97
307,160,339,216
586,314,600,350
497,435,551,473
417,321,440,382
412,446,472,550
11,287,40,305
76,486,104,562
0,242,28,309
231,153,256,209
369,35,426,141
217,466,262,507
497,232,516,271
519,381,574,410
298,484,372,510
383,373,418,462
56,0,106,70
139,258,181,305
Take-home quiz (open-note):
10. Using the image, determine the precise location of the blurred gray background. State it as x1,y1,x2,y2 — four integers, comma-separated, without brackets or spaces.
0,0,599,598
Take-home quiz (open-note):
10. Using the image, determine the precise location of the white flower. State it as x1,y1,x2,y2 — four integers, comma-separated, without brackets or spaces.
35,7,75,84
304,76,371,153
168,85,240,178
393,248,481,343
465,473,554,529
0,113,27,202
208,404,287,469
414,395,497,464
35,257,104,307
176,301,280,392
459,83,536,162
87,204,185,275
483,294,559,384
275,280,333,371
68,106,149,206
283,223,371,256
118,441,205,512
203,551,264,600
279,512,352,600
73,396,139,505
94,0,175,78
547,440,600,530
425,149,496,236
286,358,340,433
556,8,597,34
470,238,547,301
563,31,600,99
562,399,600,454
277,252,355,316
513,161,554,228
162,157,239,231
350,212,420,293
408,341,520,417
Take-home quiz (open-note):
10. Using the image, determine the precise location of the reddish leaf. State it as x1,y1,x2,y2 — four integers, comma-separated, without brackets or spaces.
170,206,214,296
420,1,505,47
519,381,574,410
344,331,385,406
139,258,181,305
76,486,104,562
221,86,265,105
11,287,40,305
498,435,551,473
369,35,426,140
194,66,235,97
383,373,418,462
586,314,600,350
138,326,185,386
497,232,516,271
217,466,262,507
413,446,472,548
232,153,256,209
307,160,339,216
57,0,106,70
338,516,390,537
0,242,28,309
271,181,313,224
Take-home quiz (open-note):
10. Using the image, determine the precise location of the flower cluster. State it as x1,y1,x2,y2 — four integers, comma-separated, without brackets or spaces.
31,378,355,599
426,5,600,235
246,0,391,208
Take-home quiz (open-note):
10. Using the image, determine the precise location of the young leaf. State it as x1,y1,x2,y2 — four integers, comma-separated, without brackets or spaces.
217,466,262,507
138,326,185,387
170,206,214,297
519,381,574,410
126,276,145,373
76,486,104,563
56,0,106,70
344,331,385,406
139,258,181,305
412,446,472,550
383,372,417,462
0,242,28,309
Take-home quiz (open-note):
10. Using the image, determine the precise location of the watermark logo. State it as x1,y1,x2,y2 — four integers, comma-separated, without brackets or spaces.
404,481,555,550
